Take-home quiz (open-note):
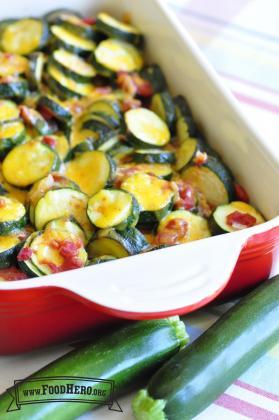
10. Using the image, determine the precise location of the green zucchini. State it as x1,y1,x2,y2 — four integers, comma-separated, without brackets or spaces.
210,201,265,234
176,115,197,143
0,52,29,77
45,216,86,245
50,49,96,83
0,234,21,268
1,19,49,55
64,139,94,162
96,131,120,152
0,77,28,101
44,9,82,24
19,105,54,135
27,52,46,90
173,95,192,118
125,108,171,148
87,188,140,230
140,64,167,93
0,195,27,235
150,91,176,132
87,226,149,258
86,99,122,128
119,162,173,180
82,113,117,135
2,140,60,187
17,232,44,277
181,156,235,207
174,138,206,171
88,255,117,265
50,25,96,55
0,317,187,419
65,150,115,196
56,14,97,39
95,12,144,46
0,100,19,123
133,275,279,420
37,94,72,124
42,134,70,161
132,149,175,164
93,39,143,76
0,120,26,157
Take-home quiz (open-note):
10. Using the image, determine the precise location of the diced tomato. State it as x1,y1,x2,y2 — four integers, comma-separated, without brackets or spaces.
17,247,32,261
227,211,256,229
94,86,112,95
0,266,28,281
132,73,153,97
175,181,196,211
82,17,96,25
42,136,57,149
121,98,142,112
59,240,80,258
19,105,31,124
38,106,54,121
156,218,188,245
193,151,208,166
117,71,138,96
234,183,250,203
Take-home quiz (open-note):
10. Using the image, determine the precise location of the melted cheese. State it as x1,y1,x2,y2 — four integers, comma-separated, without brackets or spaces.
0,235,20,252
95,39,143,72
0,196,25,222
0,100,19,121
2,19,43,55
0,120,24,140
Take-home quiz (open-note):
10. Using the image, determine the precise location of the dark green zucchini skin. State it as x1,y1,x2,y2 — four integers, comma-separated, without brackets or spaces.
133,275,279,420
140,64,167,93
0,241,22,268
0,79,28,101
0,318,187,420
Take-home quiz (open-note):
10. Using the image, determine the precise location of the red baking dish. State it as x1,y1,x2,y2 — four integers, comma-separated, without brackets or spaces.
0,0,278,354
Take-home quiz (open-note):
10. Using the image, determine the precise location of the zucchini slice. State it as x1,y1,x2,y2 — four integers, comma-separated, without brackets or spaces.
27,173,79,224
44,9,82,24
64,139,94,162
0,195,27,235
176,115,197,143
174,138,205,171
87,227,148,259
51,49,96,83
93,39,143,74
47,64,94,98
174,94,192,118
181,156,235,207
65,150,115,196
49,134,70,160
140,64,167,93
34,188,92,236
50,25,96,55
87,188,140,230
96,12,143,46
0,53,29,77
82,113,116,136
1,19,49,55
118,162,173,180
0,100,19,123
132,149,175,164
17,232,44,277
210,201,265,234
2,140,60,187
96,131,120,152
45,216,86,245
150,91,176,132
156,210,211,245
37,95,72,124
0,234,21,268
125,108,171,148
0,119,26,157
87,99,122,127
121,172,174,222
56,14,97,39
29,229,87,275
19,106,54,135
0,77,27,101
27,52,46,90
88,255,117,265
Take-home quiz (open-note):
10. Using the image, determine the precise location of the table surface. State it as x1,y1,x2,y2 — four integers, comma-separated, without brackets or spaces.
1,1,279,419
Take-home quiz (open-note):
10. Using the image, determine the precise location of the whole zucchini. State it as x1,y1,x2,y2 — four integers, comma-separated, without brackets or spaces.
0,317,187,420
133,275,279,420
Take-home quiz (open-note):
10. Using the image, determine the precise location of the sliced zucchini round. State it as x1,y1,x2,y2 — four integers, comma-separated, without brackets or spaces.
65,150,115,196
0,120,26,157
125,108,171,148
0,234,21,268
27,52,46,90
0,77,28,101
132,149,175,164
38,95,72,124
150,91,176,132
2,140,60,187
29,229,87,275
1,19,49,55
176,115,197,143
34,188,92,238
64,139,94,162
88,255,117,265
174,138,205,171
47,64,94,99
44,9,82,24
50,25,96,55
57,14,97,39
109,144,134,164
140,64,167,94
49,134,70,160
87,188,140,230
93,39,143,74
51,49,96,83
118,162,173,180
0,53,29,77
0,195,27,235
96,131,120,153
17,232,44,277
95,12,143,46
27,173,80,224
87,227,148,259
45,216,86,245
82,113,116,136
19,106,54,135
87,99,122,127
181,156,235,208
210,201,265,234
0,100,19,123
174,95,192,118
156,210,211,245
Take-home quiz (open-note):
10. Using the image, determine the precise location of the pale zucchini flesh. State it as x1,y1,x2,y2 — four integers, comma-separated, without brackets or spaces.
94,39,143,72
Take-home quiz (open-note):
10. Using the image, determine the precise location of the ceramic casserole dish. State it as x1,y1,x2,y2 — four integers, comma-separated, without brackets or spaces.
0,0,278,354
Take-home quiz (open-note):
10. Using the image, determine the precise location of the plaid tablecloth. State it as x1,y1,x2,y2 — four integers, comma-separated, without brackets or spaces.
0,1,278,419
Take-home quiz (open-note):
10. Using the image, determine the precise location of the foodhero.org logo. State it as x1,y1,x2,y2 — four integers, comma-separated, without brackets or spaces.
6,376,122,412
